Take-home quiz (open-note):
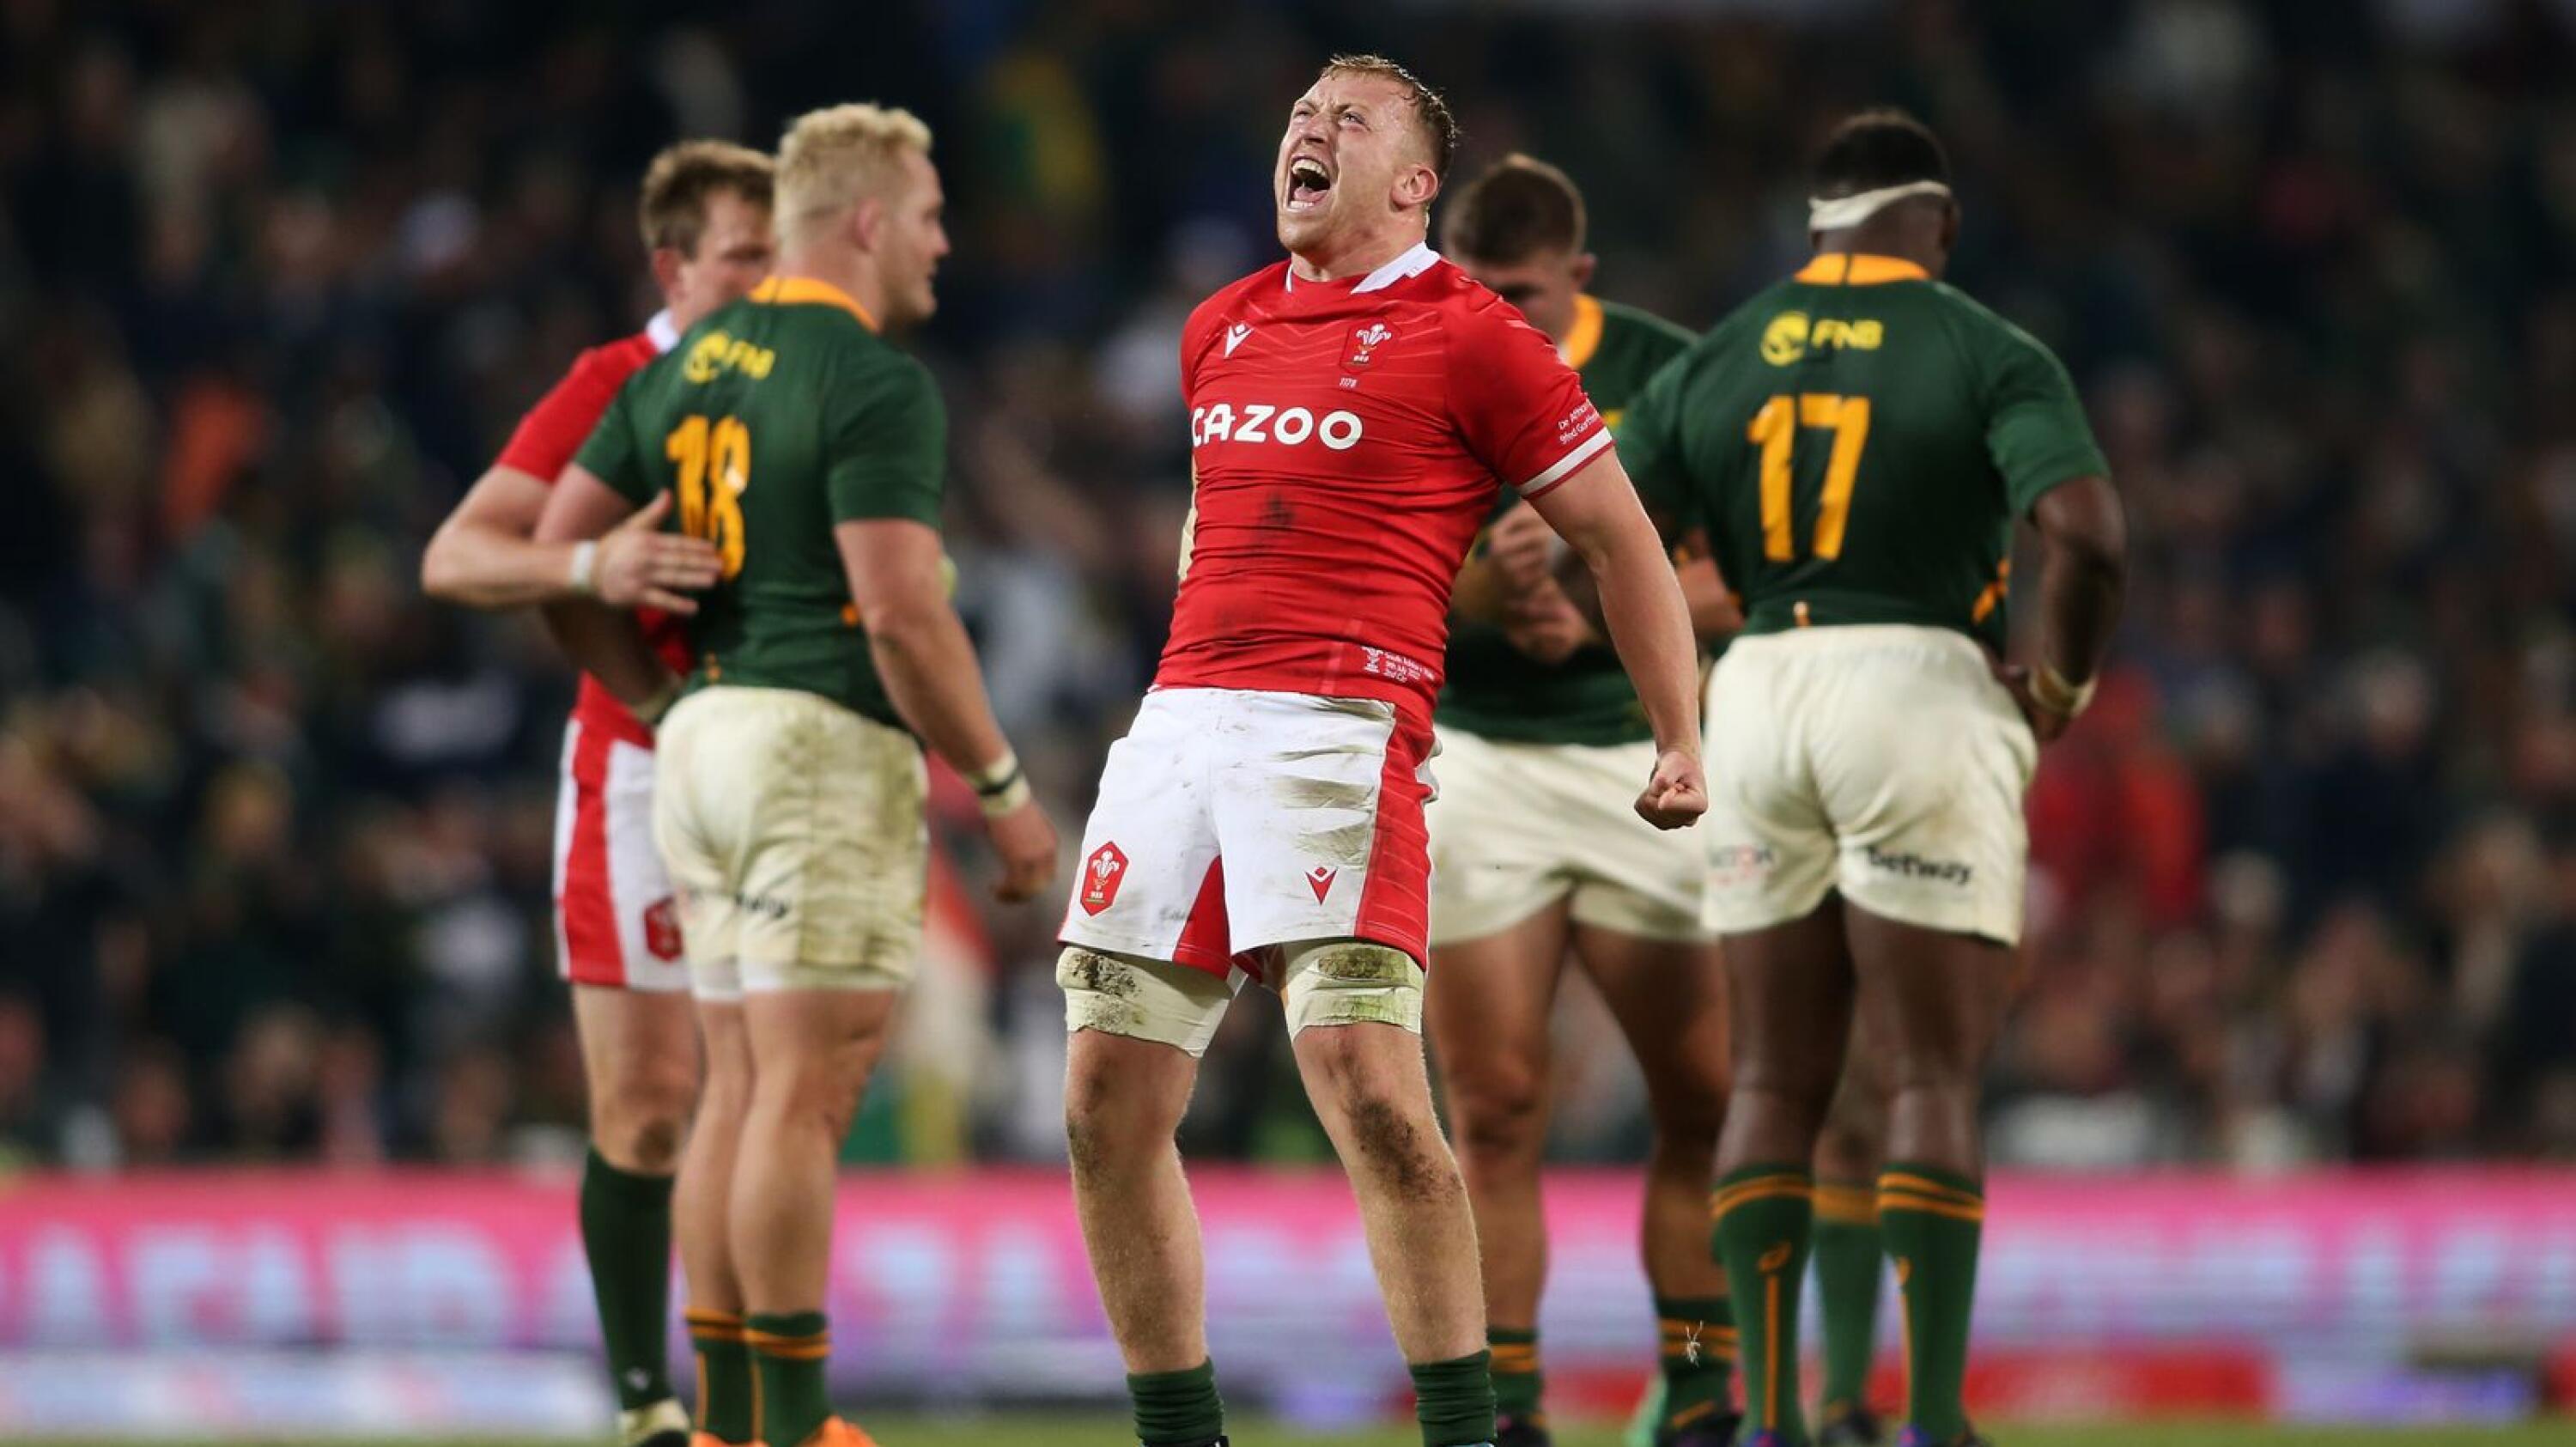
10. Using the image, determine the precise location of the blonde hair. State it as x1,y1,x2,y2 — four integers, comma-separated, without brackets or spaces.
637,140,775,255
775,103,935,239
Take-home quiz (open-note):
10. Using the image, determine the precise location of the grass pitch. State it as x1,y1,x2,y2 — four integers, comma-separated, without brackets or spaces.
17,1418,2572,1445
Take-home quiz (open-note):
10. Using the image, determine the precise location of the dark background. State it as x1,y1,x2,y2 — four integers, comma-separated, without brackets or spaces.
2,0,2573,1172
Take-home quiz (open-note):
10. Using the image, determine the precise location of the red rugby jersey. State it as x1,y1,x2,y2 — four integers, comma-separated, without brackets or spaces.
1156,244,1610,721
495,313,691,747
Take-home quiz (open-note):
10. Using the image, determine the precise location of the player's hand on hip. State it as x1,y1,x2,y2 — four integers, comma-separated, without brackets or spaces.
1634,748,1708,830
595,492,724,612
1485,502,1558,593
985,798,1060,903
1993,661,2074,745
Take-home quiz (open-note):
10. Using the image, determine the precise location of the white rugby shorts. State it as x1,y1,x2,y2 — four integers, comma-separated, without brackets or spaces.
1425,728,1711,945
552,719,688,992
1699,625,2036,945
1059,687,1437,978
653,685,928,998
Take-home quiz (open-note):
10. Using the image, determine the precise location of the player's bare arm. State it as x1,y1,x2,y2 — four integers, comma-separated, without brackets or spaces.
839,517,1060,903
1522,452,1706,828
2003,474,2126,742
422,462,722,612
531,465,686,719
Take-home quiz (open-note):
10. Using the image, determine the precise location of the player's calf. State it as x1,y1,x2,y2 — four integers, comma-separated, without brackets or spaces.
1285,943,1496,1447
1059,976,1227,1446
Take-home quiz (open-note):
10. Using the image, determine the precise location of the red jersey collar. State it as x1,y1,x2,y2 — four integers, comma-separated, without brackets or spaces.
1285,240,1442,295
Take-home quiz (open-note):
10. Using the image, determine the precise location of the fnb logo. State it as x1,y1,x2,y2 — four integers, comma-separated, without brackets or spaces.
1344,320,1394,368
682,329,777,383
1079,842,1128,915
1760,310,1884,367
1191,403,1364,451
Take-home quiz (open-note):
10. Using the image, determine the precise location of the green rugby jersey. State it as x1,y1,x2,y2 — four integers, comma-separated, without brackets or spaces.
1437,295,1697,747
1622,252,2107,651
575,275,945,729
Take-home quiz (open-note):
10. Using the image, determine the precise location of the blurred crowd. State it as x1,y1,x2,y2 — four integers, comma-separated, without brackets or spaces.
1,0,2572,1172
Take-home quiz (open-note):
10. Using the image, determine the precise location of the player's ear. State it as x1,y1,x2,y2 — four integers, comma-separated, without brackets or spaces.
1394,161,1439,212
648,246,686,299
850,196,885,255
1939,199,1962,257
1571,252,1598,291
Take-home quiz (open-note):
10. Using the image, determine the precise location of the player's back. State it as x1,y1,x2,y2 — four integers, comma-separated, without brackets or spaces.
1627,253,2102,652
587,276,945,729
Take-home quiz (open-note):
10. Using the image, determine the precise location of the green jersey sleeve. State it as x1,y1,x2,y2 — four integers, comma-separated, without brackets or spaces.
1617,354,1699,541
1981,325,2109,518
825,352,947,526
573,380,649,505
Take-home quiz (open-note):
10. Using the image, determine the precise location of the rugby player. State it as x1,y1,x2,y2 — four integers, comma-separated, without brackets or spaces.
536,104,1059,1447
1428,154,1738,1447
1054,56,1706,1447
1621,109,2126,1447
419,140,774,1447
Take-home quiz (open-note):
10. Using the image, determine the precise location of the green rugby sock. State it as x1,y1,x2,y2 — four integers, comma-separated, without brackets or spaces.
1879,1164,1985,1443
1655,1295,1736,1433
1411,1349,1497,1447
745,1310,832,1447
1711,1165,1814,1444
685,1309,756,1444
1814,1179,1885,1414
580,1150,676,1411
1128,1359,1224,1446
1488,1325,1541,1424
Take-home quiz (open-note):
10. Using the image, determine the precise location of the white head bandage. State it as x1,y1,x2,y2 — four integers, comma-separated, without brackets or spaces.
1807,179,1952,232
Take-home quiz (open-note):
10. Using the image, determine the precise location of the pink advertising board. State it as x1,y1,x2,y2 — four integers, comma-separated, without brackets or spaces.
0,1168,2569,1403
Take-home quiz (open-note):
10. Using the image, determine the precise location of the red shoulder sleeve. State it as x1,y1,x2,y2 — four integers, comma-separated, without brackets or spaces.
493,339,647,482
1177,290,1232,401
1445,291,1611,498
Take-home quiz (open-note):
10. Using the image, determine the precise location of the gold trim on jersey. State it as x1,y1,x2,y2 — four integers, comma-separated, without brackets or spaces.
750,275,879,331
1559,293,1606,370
1794,252,1930,287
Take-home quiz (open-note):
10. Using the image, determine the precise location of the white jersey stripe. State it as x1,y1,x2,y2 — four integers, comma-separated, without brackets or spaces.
1516,427,1613,498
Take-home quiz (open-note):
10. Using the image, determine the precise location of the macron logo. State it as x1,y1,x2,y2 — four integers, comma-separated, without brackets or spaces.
1225,323,1254,356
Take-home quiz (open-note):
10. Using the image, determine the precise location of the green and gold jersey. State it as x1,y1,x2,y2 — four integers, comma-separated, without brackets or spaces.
1623,252,2106,651
575,276,945,729
1437,295,1697,747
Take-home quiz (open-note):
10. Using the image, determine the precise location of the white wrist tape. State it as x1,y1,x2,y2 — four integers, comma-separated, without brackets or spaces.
568,540,600,597
967,751,1030,818
2029,663,2097,720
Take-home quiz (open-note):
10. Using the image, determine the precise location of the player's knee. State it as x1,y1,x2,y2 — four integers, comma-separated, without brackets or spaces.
1062,1057,1176,1179
592,1062,697,1171
1445,1060,1549,1162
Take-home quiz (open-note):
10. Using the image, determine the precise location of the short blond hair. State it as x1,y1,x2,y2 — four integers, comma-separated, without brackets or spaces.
1320,54,1457,178
638,140,775,256
775,103,935,238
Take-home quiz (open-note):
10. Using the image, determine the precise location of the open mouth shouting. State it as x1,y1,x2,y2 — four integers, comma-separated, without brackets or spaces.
1285,155,1334,213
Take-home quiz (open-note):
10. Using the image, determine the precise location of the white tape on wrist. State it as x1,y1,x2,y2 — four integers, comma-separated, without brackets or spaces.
2029,663,2097,720
568,539,600,597
967,751,1030,818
